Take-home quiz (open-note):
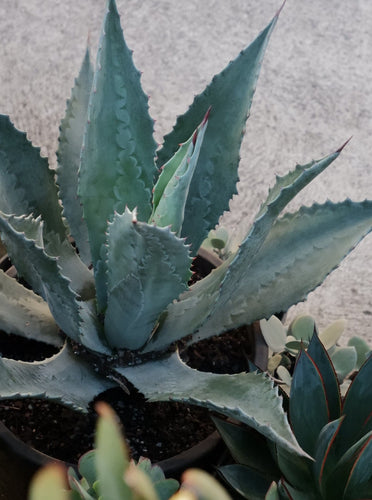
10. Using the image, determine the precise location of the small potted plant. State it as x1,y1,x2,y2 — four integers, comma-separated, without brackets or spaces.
0,0,372,496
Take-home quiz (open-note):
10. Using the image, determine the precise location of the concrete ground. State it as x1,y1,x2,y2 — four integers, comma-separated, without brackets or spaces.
0,0,372,345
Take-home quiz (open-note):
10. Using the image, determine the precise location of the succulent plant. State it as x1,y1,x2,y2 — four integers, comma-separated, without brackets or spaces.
261,314,371,390
215,333,372,499
0,0,372,460
29,402,231,500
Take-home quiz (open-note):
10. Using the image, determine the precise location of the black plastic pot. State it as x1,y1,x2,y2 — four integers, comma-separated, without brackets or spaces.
0,250,268,499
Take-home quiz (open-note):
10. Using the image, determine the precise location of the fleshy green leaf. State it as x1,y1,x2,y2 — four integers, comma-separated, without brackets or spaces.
95,402,132,500
0,115,66,239
213,417,280,481
57,47,94,265
319,319,346,350
260,316,287,353
331,346,357,381
0,269,62,347
218,464,271,500
335,354,372,456
150,114,208,235
193,199,372,344
79,0,157,309
347,336,371,370
0,344,115,411
29,463,69,500
0,213,106,353
117,352,306,457
77,451,97,490
307,333,341,421
180,469,231,500
157,11,280,253
290,350,329,456
289,315,316,342
104,209,191,349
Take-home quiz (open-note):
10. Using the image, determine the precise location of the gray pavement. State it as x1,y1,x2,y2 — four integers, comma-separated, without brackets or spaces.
0,0,372,344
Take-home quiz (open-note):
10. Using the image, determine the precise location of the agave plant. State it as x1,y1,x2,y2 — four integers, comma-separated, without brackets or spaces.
29,402,230,500
215,333,372,499
261,314,371,389
0,0,372,458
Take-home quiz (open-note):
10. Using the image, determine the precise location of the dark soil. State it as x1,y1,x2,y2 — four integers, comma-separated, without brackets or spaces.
0,254,259,466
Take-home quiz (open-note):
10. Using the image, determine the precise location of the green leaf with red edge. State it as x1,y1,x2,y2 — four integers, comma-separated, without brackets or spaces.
313,417,344,496
307,332,341,421
324,431,372,499
343,434,372,500
289,350,329,456
218,464,271,500
336,354,372,456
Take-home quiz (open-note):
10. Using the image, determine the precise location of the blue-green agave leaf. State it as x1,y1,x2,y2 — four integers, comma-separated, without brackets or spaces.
157,11,281,253
218,464,271,500
0,213,106,352
117,351,306,457
193,199,372,343
104,209,191,349
307,332,341,421
0,344,115,411
213,417,280,481
0,269,62,347
57,47,94,265
79,0,157,309
343,434,372,500
150,113,208,235
265,482,280,500
290,350,329,456
0,115,66,239
272,444,314,493
335,354,372,456
313,418,344,497
95,403,131,500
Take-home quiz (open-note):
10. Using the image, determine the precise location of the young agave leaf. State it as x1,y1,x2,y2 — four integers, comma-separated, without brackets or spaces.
104,209,191,349
335,354,372,456
95,402,132,500
307,333,341,421
157,10,281,252
0,345,115,411
289,350,329,456
213,417,281,481
150,114,208,235
117,351,306,457
193,199,372,344
313,417,344,496
0,115,66,240
79,0,157,308
265,482,279,500
218,464,271,500
0,269,62,347
57,47,94,265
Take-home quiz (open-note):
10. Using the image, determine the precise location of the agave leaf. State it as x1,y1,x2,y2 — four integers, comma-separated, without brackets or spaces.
213,417,280,481
0,269,62,347
0,213,106,352
260,316,287,353
193,199,372,343
57,47,94,265
157,11,280,253
325,431,372,499
0,344,114,411
95,402,132,500
273,444,315,494
331,346,357,381
347,336,371,370
0,115,66,240
79,0,157,309
265,482,280,500
117,351,306,457
150,114,208,235
29,463,69,500
218,464,271,500
335,354,372,456
343,434,372,500
307,333,341,421
104,209,191,349
289,350,329,456
313,418,344,496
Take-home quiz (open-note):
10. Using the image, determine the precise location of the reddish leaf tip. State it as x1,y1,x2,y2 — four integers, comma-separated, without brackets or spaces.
336,136,352,153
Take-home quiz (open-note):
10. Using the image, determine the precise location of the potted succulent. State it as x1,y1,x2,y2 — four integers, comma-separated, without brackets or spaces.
1,0,372,494
214,332,372,499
